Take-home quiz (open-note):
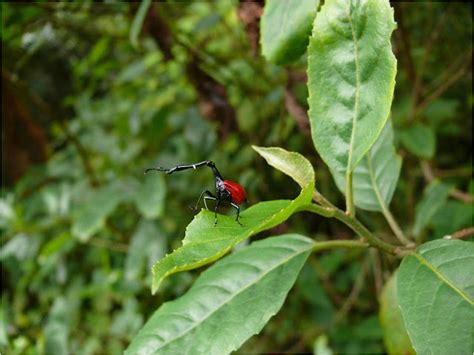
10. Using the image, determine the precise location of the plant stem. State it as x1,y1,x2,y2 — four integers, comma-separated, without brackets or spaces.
446,227,474,240
297,203,335,217
365,153,411,246
311,239,368,253
332,209,397,255
380,204,413,246
307,192,406,256
345,171,355,217
312,190,333,208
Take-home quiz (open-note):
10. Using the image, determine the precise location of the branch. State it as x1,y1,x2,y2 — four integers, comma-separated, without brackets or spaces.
309,258,344,306
331,257,369,324
370,249,383,297
445,227,474,240
3,68,100,187
303,192,410,256
311,239,369,253
88,237,128,253
284,88,310,136
413,49,472,117
393,3,416,81
420,160,474,203
409,4,450,112
287,256,369,352
332,208,400,255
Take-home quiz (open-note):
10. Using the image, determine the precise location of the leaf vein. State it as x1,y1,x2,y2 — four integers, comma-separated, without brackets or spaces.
413,253,474,305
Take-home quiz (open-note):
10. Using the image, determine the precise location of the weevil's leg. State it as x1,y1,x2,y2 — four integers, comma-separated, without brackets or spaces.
203,195,217,210
230,202,243,226
193,190,215,211
213,198,221,226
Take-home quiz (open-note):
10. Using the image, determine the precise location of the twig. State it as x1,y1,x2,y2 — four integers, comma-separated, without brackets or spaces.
88,237,128,253
420,160,474,203
445,227,474,240
283,88,310,136
310,258,344,306
413,49,472,117
302,192,406,256
19,176,63,199
287,256,369,352
370,249,383,297
331,257,369,325
3,68,100,187
332,208,399,255
434,167,472,178
311,239,369,253
409,4,450,114
422,48,472,98
393,3,416,82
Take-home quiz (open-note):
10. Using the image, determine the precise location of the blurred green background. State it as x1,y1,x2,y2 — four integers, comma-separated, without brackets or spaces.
1,1,472,353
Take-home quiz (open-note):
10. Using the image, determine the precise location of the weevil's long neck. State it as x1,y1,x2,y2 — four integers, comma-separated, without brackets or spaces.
207,161,223,181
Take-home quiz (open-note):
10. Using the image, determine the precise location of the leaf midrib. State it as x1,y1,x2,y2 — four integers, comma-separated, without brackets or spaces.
413,253,474,306
155,244,312,351
345,0,361,176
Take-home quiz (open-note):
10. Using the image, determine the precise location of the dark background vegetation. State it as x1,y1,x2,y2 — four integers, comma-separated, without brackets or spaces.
1,1,472,353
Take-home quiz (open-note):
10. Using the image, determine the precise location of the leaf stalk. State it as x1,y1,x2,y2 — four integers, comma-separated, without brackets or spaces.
345,171,355,217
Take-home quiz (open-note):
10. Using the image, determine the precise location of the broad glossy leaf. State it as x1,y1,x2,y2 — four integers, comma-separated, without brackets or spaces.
71,184,123,242
399,122,435,159
252,146,315,189
152,188,311,293
397,239,474,354
260,0,320,64
127,234,314,355
331,119,402,211
413,180,452,236
379,272,414,354
307,0,397,178
134,173,166,219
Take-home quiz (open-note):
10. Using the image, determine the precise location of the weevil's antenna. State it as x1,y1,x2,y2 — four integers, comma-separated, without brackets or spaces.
144,167,167,174
144,161,223,179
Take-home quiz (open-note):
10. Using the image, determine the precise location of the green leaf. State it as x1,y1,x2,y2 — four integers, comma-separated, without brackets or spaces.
71,184,123,242
307,0,397,182
260,0,320,64
134,173,166,219
129,0,151,48
0,303,9,349
313,334,333,355
252,146,315,189
413,180,452,236
397,239,474,354
331,119,401,211
152,191,311,294
44,298,69,355
127,234,314,355
151,147,314,293
399,122,436,159
379,272,414,355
